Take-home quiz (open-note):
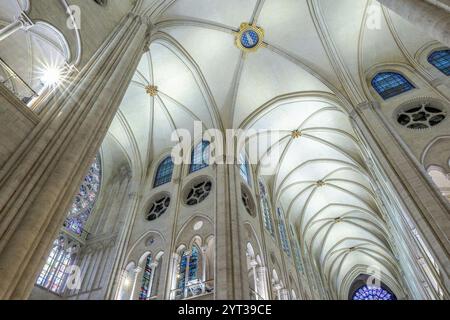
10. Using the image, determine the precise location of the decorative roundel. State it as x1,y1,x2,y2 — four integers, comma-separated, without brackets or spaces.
241,29,259,49
397,102,447,130
146,194,171,221
185,180,212,206
241,185,256,217
236,23,264,53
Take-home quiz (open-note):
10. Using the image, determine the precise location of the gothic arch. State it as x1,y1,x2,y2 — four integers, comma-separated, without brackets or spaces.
422,136,450,173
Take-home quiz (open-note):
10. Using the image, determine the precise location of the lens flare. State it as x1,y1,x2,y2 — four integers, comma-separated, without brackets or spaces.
41,67,63,86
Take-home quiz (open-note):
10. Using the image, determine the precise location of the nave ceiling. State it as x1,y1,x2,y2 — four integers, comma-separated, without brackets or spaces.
104,0,439,298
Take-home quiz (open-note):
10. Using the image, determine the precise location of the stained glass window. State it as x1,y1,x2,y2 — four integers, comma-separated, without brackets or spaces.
371,72,414,100
36,237,75,294
428,50,450,76
190,141,210,174
259,179,275,237
139,254,153,300
352,285,397,300
154,156,174,187
177,252,188,292
290,225,304,274
177,246,200,295
188,246,199,281
277,207,290,256
239,153,251,185
64,157,101,235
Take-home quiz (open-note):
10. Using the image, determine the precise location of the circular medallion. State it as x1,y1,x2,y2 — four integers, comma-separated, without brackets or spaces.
236,23,264,53
241,29,259,48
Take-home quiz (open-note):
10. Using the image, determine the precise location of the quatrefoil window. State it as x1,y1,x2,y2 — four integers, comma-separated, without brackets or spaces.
185,180,212,206
397,102,447,129
146,194,171,221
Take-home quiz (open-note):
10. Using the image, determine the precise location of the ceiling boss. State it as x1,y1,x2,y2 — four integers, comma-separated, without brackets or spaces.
235,23,265,53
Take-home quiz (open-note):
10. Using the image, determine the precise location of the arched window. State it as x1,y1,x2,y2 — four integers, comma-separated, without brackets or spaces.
64,157,101,236
176,246,200,295
190,141,210,174
188,246,200,281
371,72,414,100
276,207,290,256
139,254,153,300
177,252,188,293
239,153,251,185
428,49,450,76
259,180,275,237
154,156,174,187
290,225,304,274
36,237,77,294
352,285,397,300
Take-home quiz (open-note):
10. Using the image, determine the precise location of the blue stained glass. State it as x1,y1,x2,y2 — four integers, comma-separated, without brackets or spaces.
290,225,304,273
154,156,174,187
239,153,251,185
277,207,290,256
371,72,414,100
139,255,153,300
428,50,450,76
177,253,188,291
259,180,275,237
352,285,397,300
65,156,101,235
241,29,259,49
36,237,74,294
190,141,210,174
177,246,200,292
188,246,199,281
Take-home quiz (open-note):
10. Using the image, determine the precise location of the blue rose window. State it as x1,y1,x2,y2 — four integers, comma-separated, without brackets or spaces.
352,285,397,300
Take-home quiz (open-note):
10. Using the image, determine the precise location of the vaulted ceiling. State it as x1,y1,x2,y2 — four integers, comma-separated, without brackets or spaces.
107,0,438,298
111,0,437,168
1,0,440,298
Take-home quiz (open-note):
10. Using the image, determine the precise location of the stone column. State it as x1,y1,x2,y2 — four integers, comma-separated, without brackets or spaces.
115,269,128,300
377,0,450,47
350,102,450,299
183,251,192,298
0,11,150,299
130,267,142,300
256,266,269,300
0,13,32,42
249,259,259,299
170,254,180,300
148,262,159,298
201,246,208,294
214,161,247,299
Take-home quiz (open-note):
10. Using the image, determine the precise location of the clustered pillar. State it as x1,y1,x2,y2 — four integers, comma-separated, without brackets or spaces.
0,11,150,299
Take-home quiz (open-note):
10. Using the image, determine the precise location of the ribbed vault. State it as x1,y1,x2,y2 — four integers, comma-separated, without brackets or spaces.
108,0,438,298
243,95,403,298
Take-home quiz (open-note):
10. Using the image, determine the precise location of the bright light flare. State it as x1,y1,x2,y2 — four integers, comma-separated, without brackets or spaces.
40,66,63,87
